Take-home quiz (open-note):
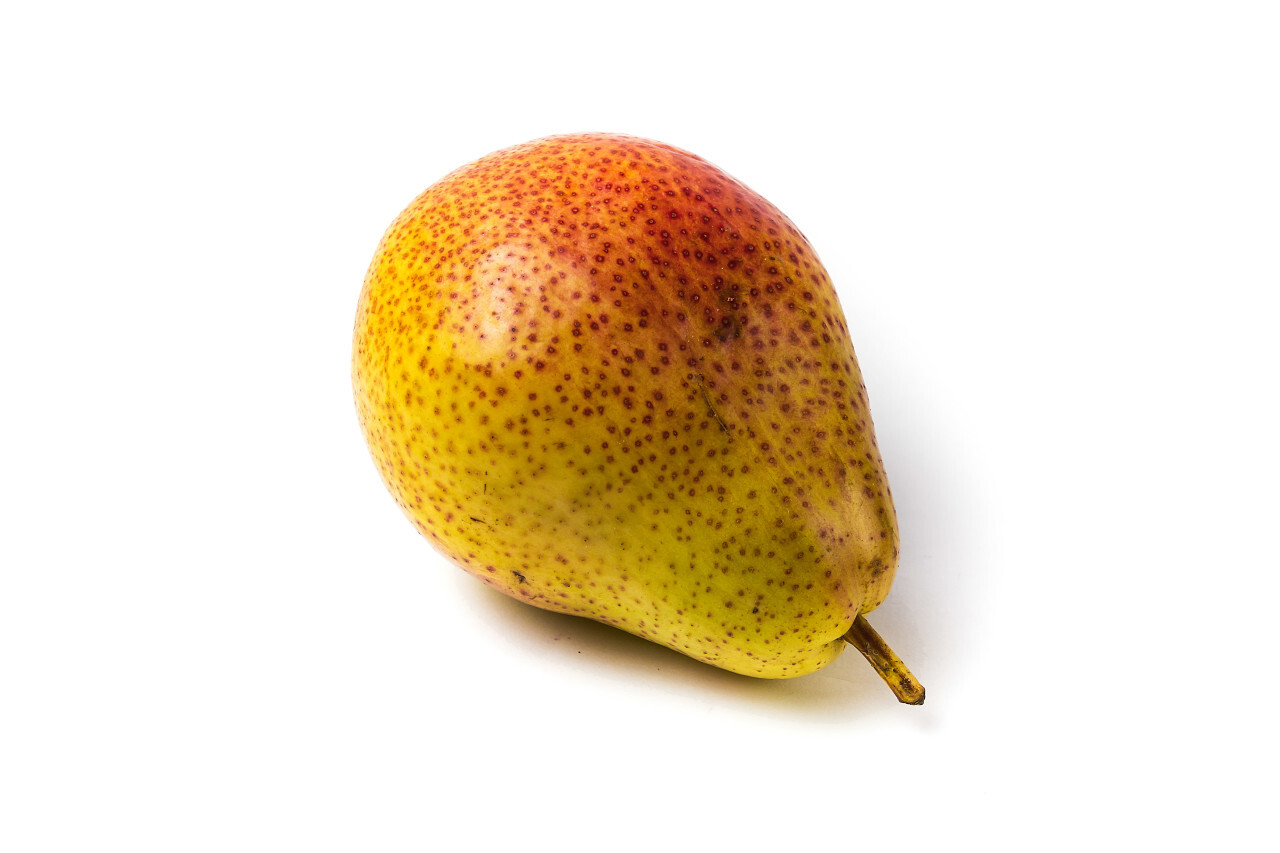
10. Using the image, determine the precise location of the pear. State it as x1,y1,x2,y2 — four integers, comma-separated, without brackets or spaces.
352,133,923,703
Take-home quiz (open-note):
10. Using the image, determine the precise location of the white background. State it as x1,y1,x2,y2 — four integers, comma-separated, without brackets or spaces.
2,1,1277,850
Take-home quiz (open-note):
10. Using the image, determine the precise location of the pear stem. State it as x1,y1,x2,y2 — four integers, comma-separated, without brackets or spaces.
843,615,926,705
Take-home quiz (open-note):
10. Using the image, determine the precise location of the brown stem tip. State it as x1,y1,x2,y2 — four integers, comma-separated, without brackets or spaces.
843,615,926,706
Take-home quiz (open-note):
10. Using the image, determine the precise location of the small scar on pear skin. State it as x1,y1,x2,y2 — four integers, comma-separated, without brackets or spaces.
512,570,527,584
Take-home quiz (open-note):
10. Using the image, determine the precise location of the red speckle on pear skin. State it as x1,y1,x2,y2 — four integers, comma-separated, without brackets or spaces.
352,134,900,678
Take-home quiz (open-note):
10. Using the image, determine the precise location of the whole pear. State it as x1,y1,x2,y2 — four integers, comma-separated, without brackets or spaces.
353,133,922,701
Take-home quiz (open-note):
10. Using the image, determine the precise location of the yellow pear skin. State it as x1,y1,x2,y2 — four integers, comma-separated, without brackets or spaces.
353,133,921,697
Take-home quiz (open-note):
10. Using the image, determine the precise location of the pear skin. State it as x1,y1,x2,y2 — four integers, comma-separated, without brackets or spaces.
353,133,921,696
